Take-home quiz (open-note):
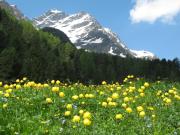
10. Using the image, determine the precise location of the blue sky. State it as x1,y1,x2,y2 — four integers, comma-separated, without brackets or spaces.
6,0,180,60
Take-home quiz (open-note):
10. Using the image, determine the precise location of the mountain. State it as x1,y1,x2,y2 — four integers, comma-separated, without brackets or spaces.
0,0,156,59
33,9,156,59
0,0,26,20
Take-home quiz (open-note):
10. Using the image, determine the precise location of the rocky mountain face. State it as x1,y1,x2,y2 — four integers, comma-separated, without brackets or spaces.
33,9,156,59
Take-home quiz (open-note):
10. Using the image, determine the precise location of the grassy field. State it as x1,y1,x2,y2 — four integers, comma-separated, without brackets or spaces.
0,76,180,135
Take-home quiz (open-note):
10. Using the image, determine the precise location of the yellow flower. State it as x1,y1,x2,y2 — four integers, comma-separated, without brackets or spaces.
144,82,149,87
174,95,180,100
46,98,53,104
123,92,127,96
110,88,114,91
99,91,104,95
102,102,108,107
43,84,49,87
3,103,8,108
64,111,71,116
147,107,154,111
157,80,161,83
115,114,123,120
124,97,129,102
122,103,127,108
59,92,65,98
83,118,91,126
152,114,156,118
165,98,171,104
72,95,79,100
173,91,177,95
72,115,80,123
0,82,2,86
52,87,59,92
141,86,145,90
102,81,107,85
107,97,112,102
6,89,12,93
4,93,10,98
85,94,89,98
66,104,72,110
81,102,85,105
83,111,91,119
56,80,60,84
117,86,121,90
123,78,128,82
138,88,143,93
16,79,20,83
140,93,145,97
23,77,27,81
136,106,143,112
108,102,117,107
168,89,174,94
112,93,119,99
51,80,55,84
79,110,84,115
16,85,21,89
129,86,135,91
88,94,95,98
126,107,132,113
4,84,9,89
79,94,84,98
139,111,145,117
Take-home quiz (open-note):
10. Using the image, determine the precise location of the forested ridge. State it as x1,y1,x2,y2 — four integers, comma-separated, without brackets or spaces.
0,8,180,83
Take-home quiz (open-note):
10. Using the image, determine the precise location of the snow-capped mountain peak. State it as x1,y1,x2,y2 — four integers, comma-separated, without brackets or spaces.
0,1,157,60
33,9,68,28
33,9,156,59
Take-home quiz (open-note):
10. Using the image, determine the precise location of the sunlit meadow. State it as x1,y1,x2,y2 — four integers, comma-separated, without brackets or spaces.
0,76,180,135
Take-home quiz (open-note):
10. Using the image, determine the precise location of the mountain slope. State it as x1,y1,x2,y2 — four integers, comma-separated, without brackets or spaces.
33,9,156,59
0,0,26,19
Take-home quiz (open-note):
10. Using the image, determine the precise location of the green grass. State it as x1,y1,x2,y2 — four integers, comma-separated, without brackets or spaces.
0,77,180,135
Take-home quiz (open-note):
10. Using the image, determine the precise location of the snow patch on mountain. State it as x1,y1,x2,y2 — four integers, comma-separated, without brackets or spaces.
120,53,126,58
50,9,62,14
130,50,156,59
82,38,103,44
108,47,116,55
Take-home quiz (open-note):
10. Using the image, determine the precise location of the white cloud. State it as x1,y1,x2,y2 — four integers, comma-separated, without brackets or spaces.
130,0,180,24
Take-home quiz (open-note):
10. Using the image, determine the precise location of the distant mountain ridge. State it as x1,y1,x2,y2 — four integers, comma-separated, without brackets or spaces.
33,9,157,59
0,0,26,20
0,0,156,59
